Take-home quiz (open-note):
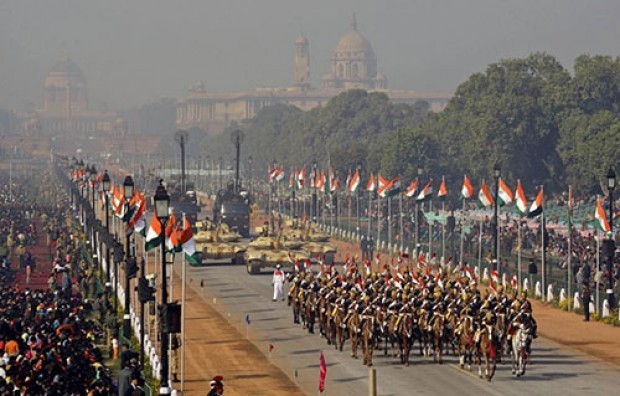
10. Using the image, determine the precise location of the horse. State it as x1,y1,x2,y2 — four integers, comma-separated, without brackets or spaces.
396,313,415,366
457,316,475,370
317,294,330,339
511,323,532,377
431,314,445,364
332,306,347,352
376,308,398,357
361,313,376,366
347,313,361,359
417,309,432,357
444,308,459,356
303,289,317,334
495,312,508,363
475,326,497,381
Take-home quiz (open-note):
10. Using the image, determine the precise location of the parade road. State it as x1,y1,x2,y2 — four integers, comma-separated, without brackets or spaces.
180,262,620,396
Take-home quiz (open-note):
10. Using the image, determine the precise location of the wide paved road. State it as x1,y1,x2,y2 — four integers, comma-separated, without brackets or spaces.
183,262,619,396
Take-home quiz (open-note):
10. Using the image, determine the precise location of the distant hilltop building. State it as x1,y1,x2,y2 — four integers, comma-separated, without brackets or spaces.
176,18,452,135
19,57,118,136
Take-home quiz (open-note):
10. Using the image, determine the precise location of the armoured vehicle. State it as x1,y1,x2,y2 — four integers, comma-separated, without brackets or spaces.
244,228,310,274
194,220,246,265
281,221,337,264
213,182,251,237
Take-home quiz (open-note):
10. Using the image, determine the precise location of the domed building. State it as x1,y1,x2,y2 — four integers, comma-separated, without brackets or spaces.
176,18,450,135
322,16,386,90
29,57,116,136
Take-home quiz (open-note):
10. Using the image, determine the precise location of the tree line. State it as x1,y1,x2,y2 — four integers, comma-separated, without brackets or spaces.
198,52,620,199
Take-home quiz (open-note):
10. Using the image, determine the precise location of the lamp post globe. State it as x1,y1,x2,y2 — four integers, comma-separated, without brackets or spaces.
102,170,111,193
154,180,170,220
123,175,135,199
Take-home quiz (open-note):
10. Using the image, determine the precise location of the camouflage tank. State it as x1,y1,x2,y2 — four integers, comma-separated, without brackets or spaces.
295,224,337,264
194,222,246,265
244,231,310,274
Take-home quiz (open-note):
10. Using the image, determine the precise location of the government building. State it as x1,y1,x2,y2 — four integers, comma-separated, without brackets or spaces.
21,57,119,136
176,18,452,135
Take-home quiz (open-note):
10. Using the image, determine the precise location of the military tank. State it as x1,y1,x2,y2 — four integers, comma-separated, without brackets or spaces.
281,222,337,264
194,221,246,265
244,230,310,274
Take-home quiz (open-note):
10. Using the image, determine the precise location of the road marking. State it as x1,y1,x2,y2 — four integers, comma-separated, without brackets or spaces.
448,364,506,396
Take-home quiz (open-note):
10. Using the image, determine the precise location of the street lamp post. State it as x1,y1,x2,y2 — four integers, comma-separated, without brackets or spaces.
102,170,111,282
493,163,501,273
312,162,318,222
416,165,424,257
606,167,616,309
90,165,97,218
154,181,171,395
123,175,135,339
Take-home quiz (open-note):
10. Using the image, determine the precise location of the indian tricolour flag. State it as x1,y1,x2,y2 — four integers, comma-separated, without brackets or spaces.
404,179,418,197
461,175,474,199
366,174,376,192
594,198,611,233
497,178,514,206
379,177,401,198
477,180,494,208
179,217,201,265
165,213,180,252
527,187,544,218
348,169,360,193
416,180,433,201
145,214,163,251
515,180,528,216
437,177,447,200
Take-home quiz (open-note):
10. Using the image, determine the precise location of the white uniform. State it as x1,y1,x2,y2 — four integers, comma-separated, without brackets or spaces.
272,269,286,301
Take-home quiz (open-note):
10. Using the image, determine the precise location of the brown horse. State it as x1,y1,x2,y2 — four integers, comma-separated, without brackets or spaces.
361,314,376,366
457,316,475,370
332,306,347,352
317,294,330,340
476,326,497,381
396,313,415,366
303,289,317,334
417,310,432,358
494,312,508,363
348,313,361,359
431,314,445,364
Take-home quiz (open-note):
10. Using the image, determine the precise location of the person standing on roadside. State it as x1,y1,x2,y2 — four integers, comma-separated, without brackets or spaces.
272,264,286,301
582,282,591,322
360,235,368,260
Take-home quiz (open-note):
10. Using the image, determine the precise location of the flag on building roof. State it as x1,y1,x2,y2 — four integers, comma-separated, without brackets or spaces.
366,173,376,192
379,177,401,198
527,187,544,218
498,178,514,206
594,198,611,233
461,175,474,199
437,177,447,200
348,169,360,193
145,214,163,251
515,180,528,216
477,180,494,208
416,180,433,201
178,217,201,265
404,179,418,197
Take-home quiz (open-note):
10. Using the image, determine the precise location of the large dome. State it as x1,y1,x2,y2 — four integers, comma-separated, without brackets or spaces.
334,30,375,59
48,58,84,77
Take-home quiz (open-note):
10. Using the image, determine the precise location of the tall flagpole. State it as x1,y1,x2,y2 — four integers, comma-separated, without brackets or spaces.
478,218,483,279
367,190,372,238
567,185,573,311
388,196,392,251
541,204,546,302
181,214,187,394
459,199,465,264
399,192,404,252
517,217,522,292
596,196,600,312
441,200,446,261
428,200,433,260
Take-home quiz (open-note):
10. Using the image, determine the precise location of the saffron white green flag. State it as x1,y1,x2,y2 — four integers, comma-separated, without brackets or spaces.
594,198,611,233
179,217,201,265
145,214,163,251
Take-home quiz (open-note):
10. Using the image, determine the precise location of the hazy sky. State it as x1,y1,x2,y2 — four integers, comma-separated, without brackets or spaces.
1,0,619,111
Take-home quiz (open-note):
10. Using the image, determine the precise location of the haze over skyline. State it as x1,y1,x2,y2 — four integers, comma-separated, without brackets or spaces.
1,0,619,112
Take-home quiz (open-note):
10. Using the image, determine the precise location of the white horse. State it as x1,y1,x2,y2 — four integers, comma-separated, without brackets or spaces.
511,323,532,377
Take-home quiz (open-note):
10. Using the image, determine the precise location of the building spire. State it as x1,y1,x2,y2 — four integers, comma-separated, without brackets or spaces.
351,13,357,31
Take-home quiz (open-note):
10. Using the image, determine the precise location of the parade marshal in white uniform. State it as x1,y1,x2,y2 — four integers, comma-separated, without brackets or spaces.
272,264,286,301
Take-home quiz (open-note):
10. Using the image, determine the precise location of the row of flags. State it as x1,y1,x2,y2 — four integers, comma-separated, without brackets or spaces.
144,212,201,265
95,175,201,265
